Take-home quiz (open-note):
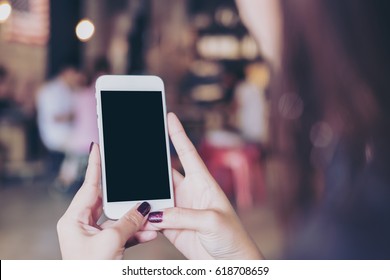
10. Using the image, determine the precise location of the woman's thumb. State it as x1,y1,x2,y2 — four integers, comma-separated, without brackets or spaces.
111,201,151,244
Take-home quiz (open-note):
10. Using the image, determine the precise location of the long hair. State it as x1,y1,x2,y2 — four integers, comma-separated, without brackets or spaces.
271,0,390,221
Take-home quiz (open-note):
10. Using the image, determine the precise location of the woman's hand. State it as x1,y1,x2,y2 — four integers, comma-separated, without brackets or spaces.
146,113,263,260
57,144,157,259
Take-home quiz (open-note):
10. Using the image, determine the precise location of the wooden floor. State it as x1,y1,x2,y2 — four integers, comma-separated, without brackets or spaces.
0,180,283,260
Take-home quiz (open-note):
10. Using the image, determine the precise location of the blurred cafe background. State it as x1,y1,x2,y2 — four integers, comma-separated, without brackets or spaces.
1,0,290,259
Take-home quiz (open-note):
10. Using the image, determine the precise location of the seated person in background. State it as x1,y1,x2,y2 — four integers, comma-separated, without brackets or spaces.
0,65,12,114
36,62,84,180
57,58,110,192
233,60,270,147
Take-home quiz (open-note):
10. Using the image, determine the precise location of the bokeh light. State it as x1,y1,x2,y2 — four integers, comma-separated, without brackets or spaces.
75,18,95,42
0,1,12,23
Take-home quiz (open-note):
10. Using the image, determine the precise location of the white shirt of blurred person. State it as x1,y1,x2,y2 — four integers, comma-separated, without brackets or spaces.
66,58,110,154
234,62,270,145
65,86,99,154
36,66,83,153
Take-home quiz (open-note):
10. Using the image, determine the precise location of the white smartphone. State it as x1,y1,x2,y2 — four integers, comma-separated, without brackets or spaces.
95,75,174,220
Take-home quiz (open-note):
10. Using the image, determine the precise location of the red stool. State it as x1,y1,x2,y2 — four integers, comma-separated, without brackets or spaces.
200,141,265,209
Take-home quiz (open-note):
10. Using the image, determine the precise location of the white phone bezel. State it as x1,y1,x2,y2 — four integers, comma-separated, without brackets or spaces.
95,75,174,220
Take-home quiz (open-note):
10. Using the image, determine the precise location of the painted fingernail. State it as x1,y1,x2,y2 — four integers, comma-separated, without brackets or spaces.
137,202,151,217
89,142,94,154
148,211,163,223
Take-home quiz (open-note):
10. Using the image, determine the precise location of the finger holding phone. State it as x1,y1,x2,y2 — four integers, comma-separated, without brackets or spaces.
146,113,263,260
57,143,157,259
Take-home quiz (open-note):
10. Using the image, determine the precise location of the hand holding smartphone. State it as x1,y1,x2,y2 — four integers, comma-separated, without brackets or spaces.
95,75,174,219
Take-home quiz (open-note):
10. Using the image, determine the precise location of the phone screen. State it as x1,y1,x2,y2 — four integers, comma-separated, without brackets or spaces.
100,90,171,202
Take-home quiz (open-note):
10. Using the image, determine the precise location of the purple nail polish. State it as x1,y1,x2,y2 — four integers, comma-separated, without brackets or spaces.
137,202,151,217
148,211,163,223
89,142,94,154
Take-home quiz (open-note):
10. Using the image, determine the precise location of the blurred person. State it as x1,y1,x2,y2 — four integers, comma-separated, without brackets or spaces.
0,66,9,108
36,63,83,179
15,79,44,161
58,0,390,260
56,58,110,192
0,65,11,175
0,66,31,179
66,57,109,153
0,66,14,115
233,60,270,146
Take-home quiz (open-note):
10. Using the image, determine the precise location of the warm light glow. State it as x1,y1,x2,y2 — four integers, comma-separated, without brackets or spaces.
75,19,95,42
197,35,240,60
0,1,12,23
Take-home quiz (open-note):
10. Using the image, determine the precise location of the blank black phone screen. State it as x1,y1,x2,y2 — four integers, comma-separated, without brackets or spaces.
100,90,171,202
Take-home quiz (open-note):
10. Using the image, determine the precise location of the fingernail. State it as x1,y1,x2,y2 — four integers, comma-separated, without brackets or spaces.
148,211,163,223
137,202,151,217
89,142,94,154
